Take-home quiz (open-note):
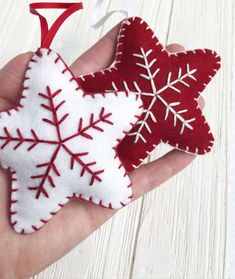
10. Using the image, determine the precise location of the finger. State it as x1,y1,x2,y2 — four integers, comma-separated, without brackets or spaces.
0,97,12,111
130,43,196,199
166,43,185,52
198,96,205,109
0,52,33,104
130,149,195,199
70,23,121,76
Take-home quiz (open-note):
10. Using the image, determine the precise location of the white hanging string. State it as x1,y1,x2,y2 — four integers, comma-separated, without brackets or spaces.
90,0,135,29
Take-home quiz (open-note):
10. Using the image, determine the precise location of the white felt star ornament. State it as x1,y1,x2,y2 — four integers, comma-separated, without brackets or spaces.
0,49,143,234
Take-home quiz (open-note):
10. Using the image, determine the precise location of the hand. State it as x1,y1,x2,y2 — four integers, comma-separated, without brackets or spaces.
0,22,203,279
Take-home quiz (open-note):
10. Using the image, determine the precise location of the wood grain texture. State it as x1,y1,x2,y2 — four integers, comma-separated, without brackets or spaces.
0,0,232,278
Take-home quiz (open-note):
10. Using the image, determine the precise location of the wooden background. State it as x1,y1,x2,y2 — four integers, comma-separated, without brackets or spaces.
0,0,233,278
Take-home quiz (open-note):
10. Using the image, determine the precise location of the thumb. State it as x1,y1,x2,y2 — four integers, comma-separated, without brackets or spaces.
0,52,33,109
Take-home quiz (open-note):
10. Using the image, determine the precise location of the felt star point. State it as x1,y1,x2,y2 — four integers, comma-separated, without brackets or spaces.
0,48,143,233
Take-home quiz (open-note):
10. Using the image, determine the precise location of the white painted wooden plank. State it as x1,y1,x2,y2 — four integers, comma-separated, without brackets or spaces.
225,2,235,278
132,0,232,278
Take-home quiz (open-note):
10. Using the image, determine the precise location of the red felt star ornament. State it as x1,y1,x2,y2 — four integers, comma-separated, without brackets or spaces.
78,17,221,171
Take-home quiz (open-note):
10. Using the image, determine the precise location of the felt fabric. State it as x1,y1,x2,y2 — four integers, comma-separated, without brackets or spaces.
78,17,221,171
0,48,143,234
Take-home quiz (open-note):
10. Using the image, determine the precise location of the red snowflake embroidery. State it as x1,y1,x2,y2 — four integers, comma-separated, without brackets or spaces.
1,86,113,199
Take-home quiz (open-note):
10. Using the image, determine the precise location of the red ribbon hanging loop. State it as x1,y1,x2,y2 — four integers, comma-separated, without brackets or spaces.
30,2,83,48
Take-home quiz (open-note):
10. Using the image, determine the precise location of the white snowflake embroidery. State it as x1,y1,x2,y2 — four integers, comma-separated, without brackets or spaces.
112,47,197,143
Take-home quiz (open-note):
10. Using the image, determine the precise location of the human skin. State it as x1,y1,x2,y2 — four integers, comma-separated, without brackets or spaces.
0,22,204,279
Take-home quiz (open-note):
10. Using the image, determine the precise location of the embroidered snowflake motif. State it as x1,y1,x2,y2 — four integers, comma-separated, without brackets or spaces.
78,17,221,171
121,47,197,143
0,48,143,233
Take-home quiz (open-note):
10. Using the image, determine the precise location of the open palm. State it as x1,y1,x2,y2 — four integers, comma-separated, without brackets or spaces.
0,23,201,279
